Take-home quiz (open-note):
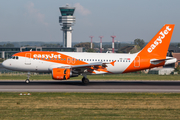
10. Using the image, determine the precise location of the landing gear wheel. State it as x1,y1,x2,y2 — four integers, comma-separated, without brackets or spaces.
82,77,89,85
25,79,30,84
26,72,31,84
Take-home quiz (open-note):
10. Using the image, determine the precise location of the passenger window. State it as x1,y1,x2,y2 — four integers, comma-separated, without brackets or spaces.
87,59,89,61
13,56,15,59
16,56,19,59
95,59,97,61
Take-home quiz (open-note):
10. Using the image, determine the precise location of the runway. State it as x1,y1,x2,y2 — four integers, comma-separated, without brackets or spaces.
0,80,180,92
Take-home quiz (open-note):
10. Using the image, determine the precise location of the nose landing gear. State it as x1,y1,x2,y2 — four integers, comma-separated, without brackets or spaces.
25,72,31,84
25,79,30,84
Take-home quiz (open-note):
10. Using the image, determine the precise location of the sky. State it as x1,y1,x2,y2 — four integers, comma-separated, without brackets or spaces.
0,0,180,43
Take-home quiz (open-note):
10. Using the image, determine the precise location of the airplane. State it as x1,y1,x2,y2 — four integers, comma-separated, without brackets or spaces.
2,24,177,84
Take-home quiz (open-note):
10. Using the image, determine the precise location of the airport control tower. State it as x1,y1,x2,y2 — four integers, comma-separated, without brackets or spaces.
59,5,76,48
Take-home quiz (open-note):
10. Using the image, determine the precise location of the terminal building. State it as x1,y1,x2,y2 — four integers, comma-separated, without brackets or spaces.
0,47,83,59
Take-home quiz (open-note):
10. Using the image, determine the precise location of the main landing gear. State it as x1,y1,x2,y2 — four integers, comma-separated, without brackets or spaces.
25,72,31,84
82,77,89,85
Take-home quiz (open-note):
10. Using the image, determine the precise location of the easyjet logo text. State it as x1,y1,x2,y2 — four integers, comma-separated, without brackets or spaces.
147,26,172,53
33,54,61,59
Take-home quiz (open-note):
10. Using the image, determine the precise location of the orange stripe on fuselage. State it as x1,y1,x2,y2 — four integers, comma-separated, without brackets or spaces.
13,51,88,66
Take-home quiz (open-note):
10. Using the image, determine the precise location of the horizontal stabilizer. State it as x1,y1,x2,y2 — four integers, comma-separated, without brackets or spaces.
150,57,177,65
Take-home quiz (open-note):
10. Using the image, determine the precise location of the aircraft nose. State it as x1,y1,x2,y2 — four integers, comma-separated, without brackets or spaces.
2,60,9,68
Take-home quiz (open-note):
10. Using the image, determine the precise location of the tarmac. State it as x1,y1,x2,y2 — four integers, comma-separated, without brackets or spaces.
0,80,180,92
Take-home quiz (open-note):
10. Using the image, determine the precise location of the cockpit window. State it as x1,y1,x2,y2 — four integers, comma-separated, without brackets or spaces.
11,56,19,60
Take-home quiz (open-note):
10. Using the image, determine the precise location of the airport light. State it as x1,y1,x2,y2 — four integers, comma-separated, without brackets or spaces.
99,36,103,53
111,36,116,53
89,36,94,49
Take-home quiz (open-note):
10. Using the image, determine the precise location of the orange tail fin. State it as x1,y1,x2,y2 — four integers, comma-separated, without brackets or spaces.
139,24,175,58
123,24,175,73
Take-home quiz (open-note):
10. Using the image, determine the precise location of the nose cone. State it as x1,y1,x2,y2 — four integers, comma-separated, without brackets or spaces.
2,59,17,71
2,60,8,68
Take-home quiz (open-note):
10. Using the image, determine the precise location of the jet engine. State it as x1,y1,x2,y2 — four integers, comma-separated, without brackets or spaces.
52,68,71,80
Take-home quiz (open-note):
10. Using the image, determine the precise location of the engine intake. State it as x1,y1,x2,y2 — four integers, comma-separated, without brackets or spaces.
52,68,71,80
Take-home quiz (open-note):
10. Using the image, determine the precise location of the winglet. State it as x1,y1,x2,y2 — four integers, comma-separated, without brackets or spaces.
110,60,116,66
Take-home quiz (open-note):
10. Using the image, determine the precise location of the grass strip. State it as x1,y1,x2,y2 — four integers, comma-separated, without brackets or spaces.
0,92,180,119
0,73,180,80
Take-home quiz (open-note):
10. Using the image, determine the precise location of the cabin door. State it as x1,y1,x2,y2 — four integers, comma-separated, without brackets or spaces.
25,53,31,65
134,56,140,67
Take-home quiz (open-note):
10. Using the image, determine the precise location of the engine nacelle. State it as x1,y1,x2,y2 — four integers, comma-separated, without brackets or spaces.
52,68,71,80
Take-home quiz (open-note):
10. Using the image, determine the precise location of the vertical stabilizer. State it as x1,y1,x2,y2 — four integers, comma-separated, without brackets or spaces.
139,24,175,58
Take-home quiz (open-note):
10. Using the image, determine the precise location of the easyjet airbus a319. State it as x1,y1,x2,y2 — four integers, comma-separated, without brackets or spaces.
2,24,177,84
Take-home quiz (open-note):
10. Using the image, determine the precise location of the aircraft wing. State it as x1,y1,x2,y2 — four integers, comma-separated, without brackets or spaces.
49,61,116,74
72,60,116,68
72,62,102,68
49,62,103,70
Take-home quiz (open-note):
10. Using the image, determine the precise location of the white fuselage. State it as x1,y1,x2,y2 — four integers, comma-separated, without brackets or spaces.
2,52,138,74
